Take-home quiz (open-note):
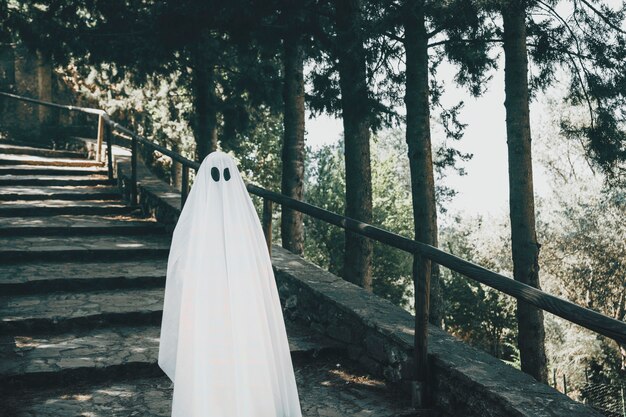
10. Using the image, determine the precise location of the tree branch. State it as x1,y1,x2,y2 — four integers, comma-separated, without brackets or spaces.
427,38,503,48
526,43,592,60
577,0,626,35
427,26,445,39
535,0,595,129
384,31,405,42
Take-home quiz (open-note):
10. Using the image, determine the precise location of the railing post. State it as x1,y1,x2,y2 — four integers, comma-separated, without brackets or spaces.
262,198,273,256
105,124,114,181
96,114,105,163
181,164,189,209
131,135,138,206
412,253,430,408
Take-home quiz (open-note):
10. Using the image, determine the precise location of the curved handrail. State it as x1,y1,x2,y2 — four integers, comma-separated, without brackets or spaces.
2,90,624,347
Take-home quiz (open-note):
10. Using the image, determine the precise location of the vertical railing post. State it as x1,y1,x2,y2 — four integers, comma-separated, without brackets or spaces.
131,135,138,206
105,123,114,181
96,114,105,163
262,197,273,256
412,253,430,408
181,164,189,209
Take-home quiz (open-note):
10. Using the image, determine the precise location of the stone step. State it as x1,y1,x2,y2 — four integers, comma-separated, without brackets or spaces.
0,153,103,167
1,352,421,417
0,234,171,263
0,185,121,201
0,214,166,236
0,288,164,335
0,259,168,295
0,326,163,390
0,321,343,391
0,165,108,176
396,410,440,417
0,200,133,217
0,175,114,187
0,143,85,159
2,376,174,417
0,290,350,354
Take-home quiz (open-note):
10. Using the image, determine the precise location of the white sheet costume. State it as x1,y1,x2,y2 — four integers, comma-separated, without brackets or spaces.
158,151,302,417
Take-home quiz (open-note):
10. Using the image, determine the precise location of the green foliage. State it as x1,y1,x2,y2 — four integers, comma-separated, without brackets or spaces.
560,1,626,183
304,135,417,307
439,216,518,362
60,62,195,175
4,0,284,160
302,142,347,279
303,129,466,309
522,0,626,183
230,107,283,191
439,179,625,378
539,184,625,387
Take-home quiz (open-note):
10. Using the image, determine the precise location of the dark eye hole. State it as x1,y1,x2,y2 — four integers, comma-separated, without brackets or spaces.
223,167,231,181
211,167,220,182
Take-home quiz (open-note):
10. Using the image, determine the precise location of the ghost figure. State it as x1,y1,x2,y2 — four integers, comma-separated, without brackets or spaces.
158,151,303,417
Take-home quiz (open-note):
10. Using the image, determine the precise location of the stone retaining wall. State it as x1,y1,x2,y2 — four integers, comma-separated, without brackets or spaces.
110,147,601,417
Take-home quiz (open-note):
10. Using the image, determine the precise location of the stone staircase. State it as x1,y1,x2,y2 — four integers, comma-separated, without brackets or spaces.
0,141,428,417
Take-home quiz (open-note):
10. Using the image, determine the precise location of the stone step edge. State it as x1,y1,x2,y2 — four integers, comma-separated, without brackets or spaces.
0,361,165,394
0,328,345,392
0,192,121,201
0,178,115,186
0,205,134,217
0,210,134,219
0,224,165,237
0,310,163,336
0,167,109,176
0,145,86,159
0,157,103,167
0,248,169,263
0,287,165,334
0,273,166,295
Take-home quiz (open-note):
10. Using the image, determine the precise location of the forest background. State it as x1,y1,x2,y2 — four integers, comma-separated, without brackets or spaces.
0,0,624,408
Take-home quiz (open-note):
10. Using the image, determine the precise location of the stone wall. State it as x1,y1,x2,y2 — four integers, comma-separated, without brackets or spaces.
0,44,96,144
108,147,602,417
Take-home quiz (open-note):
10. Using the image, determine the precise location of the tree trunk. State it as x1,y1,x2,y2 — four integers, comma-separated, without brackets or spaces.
281,27,306,256
502,0,548,383
403,0,442,327
170,143,183,190
191,32,218,162
36,49,57,143
334,0,373,291
403,1,439,393
36,49,53,126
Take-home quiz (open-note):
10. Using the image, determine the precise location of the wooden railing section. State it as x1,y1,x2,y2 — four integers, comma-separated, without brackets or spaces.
2,91,625,407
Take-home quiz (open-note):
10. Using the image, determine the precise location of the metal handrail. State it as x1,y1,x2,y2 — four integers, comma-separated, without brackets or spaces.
2,91,625,401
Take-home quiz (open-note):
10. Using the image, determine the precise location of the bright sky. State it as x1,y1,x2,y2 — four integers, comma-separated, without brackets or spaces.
304,59,554,221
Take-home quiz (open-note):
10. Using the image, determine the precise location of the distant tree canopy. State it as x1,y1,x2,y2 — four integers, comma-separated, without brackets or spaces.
2,0,625,169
